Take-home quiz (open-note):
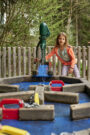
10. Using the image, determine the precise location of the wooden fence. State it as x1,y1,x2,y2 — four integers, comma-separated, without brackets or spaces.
0,46,90,81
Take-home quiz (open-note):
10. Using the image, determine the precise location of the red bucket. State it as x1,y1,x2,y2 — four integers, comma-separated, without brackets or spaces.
0,98,24,120
49,80,64,91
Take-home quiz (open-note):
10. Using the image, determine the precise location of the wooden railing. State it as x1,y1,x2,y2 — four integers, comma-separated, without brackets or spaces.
0,46,90,81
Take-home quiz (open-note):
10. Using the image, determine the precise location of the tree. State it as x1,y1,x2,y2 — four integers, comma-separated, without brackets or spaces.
0,0,89,47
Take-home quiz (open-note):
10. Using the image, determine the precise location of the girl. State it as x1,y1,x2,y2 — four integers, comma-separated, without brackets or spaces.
45,32,80,78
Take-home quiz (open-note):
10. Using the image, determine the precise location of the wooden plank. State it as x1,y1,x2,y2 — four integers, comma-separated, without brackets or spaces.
47,46,51,71
87,46,90,81
35,85,44,104
0,91,34,102
1,76,24,84
63,83,86,93
2,47,6,77
74,129,90,135
82,46,86,78
77,46,81,72
8,47,11,77
59,76,82,83
63,129,90,135
33,47,36,71
13,47,16,76
53,55,56,75
0,108,2,121
18,47,21,76
45,91,79,104
19,105,54,120
0,84,19,93
58,60,61,76
23,47,26,75
86,83,90,96
37,46,41,67
28,47,31,75
0,48,1,78
70,102,90,120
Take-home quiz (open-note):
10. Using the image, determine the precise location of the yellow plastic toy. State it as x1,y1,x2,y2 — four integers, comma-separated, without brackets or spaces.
0,133,5,135
34,92,40,105
0,125,30,135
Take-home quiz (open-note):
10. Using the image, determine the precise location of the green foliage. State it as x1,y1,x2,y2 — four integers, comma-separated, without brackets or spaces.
0,0,89,47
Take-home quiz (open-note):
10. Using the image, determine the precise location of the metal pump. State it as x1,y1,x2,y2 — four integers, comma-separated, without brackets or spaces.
36,22,50,64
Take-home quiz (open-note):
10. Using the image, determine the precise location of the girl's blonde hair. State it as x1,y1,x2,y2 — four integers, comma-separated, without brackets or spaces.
55,32,68,47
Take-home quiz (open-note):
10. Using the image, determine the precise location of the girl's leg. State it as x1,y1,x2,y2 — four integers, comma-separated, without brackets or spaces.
73,64,80,78
61,65,69,76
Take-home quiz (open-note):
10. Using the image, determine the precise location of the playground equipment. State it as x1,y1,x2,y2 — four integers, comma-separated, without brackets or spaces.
34,92,40,105
36,22,50,64
0,98,24,119
0,125,30,135
49,80,64,91
33,23,53,76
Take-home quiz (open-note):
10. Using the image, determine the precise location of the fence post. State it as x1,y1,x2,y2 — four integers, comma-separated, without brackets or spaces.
0,48,1,78
82,46,86,78
23,47,26,75
13,47,16,76
18,47,21,76
2,47,6,78
77,46,81,72
87,46,90,81
28,47,31,75
57,57,62,76
8,47,11,77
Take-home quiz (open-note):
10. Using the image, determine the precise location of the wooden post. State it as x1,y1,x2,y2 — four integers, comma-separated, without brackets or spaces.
3,47,6,77
33,47,36,71
35,85,44,104
77,46,81,72
13,47,16,76
8,47,11,77
28,47,31,75
47,46,51,71
18,47,21,76
53,55,56,75
58,59,62,76
82,46,86,78
23,47,26,75
87,46,90,81
0,48,1,78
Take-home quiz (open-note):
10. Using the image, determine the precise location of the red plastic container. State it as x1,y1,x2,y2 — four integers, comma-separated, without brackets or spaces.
49,80,64,91
0,98,24,120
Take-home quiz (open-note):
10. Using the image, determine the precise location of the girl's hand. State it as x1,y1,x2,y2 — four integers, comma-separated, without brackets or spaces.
68,67,73,74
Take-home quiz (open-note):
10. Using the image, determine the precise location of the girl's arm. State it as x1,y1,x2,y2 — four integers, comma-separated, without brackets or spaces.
68,47,76,69
45,47,56,61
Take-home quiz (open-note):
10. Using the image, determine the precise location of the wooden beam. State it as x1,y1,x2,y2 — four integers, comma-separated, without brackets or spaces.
0,108,2,121
35,85,44,104
63,83,86,93
70,102,90,120
19,105,54,121
45,91,79,104
0,84,19,93
0,91,34,102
